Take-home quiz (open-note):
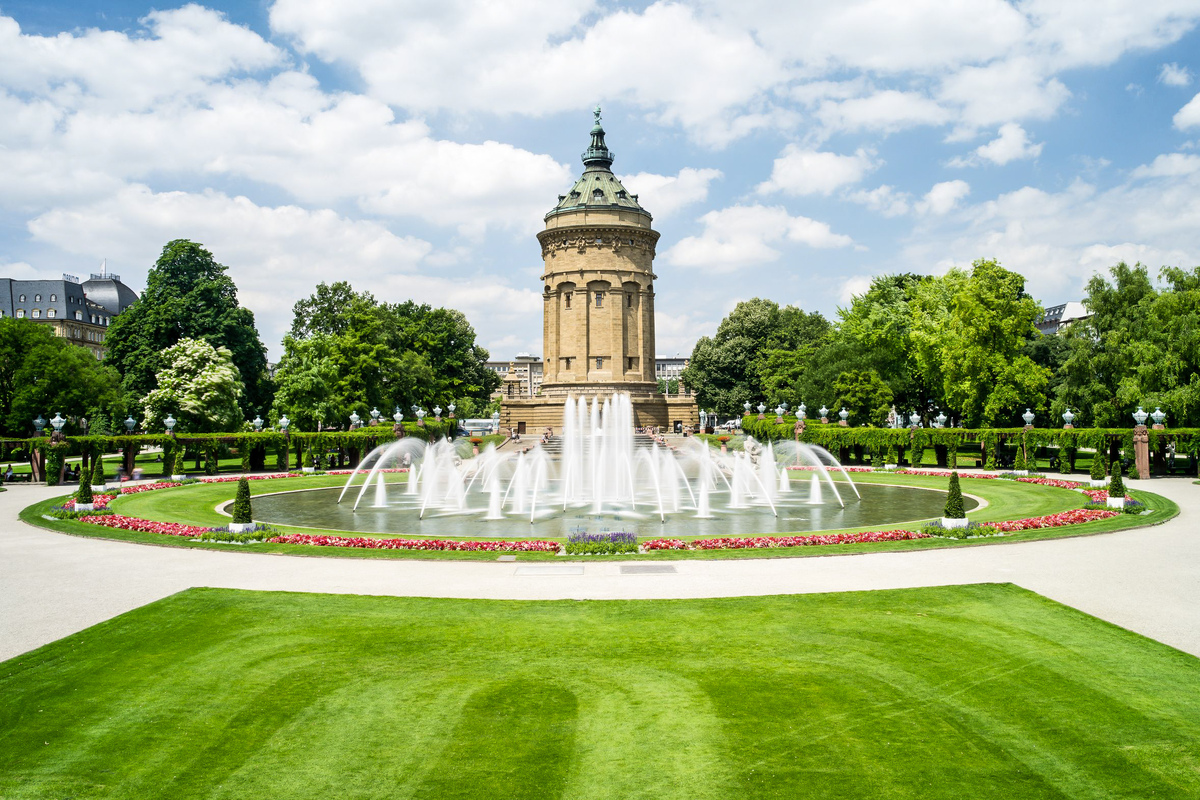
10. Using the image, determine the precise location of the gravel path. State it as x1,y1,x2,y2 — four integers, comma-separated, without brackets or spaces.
2,475,1197,661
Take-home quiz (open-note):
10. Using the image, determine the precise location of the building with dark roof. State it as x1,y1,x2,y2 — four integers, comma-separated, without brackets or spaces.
0,268,139,358
1036,301,1089,335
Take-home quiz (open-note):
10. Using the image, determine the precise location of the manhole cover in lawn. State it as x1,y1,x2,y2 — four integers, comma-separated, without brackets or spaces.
620,565,678,575
514,565,585,576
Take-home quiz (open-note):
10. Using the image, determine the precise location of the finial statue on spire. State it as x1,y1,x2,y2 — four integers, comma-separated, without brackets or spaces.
593,104,602,125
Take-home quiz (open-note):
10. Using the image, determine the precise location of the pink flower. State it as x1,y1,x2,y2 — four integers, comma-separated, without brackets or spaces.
267,534,559,552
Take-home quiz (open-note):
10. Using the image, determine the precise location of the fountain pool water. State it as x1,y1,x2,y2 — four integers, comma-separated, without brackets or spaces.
250,393,970,537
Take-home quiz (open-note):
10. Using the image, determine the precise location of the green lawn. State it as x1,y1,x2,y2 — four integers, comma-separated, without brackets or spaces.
19,472,1178,561
1,585,1198,799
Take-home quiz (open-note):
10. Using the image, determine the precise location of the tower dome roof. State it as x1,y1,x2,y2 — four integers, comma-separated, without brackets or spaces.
546,106,650,221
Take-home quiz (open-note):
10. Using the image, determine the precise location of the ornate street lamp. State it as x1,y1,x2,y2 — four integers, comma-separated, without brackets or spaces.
252,415,262,431
1021,408,1035,428
1133,406,1149,426
165,414,177,434
1062,408,1075,429
1151,407,1166,428
124,415,136,433
50,413,65,433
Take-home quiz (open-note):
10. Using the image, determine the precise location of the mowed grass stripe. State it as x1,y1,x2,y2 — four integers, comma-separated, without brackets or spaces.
1,585,1198,798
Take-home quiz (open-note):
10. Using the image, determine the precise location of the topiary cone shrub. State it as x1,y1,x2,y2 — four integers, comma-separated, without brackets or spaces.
1109,460,1126,499
90,455,106,488
943,471,966,519
76,467,93,504
231,477,253,524
1013,444,1026,471
1090,453,1107,481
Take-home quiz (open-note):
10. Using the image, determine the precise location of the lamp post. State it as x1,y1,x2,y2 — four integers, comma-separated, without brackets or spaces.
491,410,500,433
1062,408,1075,429
838,407,849,426
1151,407,1166,430
819,405,829,424
1021,408,1035,429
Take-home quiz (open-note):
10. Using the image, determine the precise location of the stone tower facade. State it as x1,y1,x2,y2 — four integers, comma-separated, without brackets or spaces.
500,108,698,433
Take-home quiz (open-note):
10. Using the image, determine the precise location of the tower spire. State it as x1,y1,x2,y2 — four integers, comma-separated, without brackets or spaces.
581,104,614,171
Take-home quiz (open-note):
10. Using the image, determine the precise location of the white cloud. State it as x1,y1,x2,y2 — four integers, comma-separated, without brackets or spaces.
1176,92,1200,129
812,90,952,135
1131,152,1200,178
939,57,1071,132
1160,62,1193,86
756,147,878,196
620,168,723,219
838,275,873,304
272,0,785,147
950,123,1043,167
0,260,37,280
665,204,853,272
916,180,971,215
847,185,912,217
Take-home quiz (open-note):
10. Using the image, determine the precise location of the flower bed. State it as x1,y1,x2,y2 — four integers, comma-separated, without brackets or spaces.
326,468,409,476
121,482,185,494
990,508,1117,532
79,514,214,538
63,494,116,510
642,529,930,551
1081,489,1133,503
267,533,560,552
787,465,875,473
199,473,301,483
898,469,1000,479
1013,476,1083,489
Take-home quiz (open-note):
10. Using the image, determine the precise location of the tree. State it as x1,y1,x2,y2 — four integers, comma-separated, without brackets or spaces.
231,477,253,524
105,240,270,419
944,472,965,518
910,259,1049,427
838,273,932,410
0,318,122,436
140,338,243,433
831,369,893,426
682,299,831,415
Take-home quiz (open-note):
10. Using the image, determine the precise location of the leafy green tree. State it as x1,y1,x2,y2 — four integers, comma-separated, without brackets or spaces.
140,338,243,433
838,274,933,410
943,472,965,518
105,240,270,419
0,318,122,436
911,259,1049,427
682,298,831,415
831,369,894,426
231,477,253,524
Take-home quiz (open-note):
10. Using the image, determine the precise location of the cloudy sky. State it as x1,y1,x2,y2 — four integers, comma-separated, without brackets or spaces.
3,1,1200,361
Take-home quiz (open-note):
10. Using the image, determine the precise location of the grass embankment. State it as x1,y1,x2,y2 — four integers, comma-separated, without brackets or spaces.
2,585,1199,799
19,472,1177,561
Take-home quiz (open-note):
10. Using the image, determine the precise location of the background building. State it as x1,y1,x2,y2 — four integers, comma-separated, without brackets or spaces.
486,353,544,398
0,267,139,358
1037,301,1090,335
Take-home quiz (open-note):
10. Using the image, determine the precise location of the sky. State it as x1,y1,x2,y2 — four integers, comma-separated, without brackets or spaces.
2,1,1200,362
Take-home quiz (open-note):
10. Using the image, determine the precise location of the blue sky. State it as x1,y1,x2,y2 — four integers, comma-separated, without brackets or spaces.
2,1,1200,361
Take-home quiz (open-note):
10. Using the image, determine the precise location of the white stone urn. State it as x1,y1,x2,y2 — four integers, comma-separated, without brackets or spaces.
941,516,969,529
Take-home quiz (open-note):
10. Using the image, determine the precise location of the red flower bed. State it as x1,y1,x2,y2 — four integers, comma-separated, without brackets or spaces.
78,514,213,538
643,529,930,551
199,473,301,483
326,468,410,476
1082,489,1132,503
267,534,559,552
787,465,874,473
1015,476,1083,489
63,494,116,510
121,482,185,494
990,508,1117,532
897,469,1000,479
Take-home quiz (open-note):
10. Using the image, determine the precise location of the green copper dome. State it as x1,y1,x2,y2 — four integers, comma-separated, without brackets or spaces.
546,106,650,221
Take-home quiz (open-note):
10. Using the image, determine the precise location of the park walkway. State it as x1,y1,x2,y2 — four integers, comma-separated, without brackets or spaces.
1,474,1197,661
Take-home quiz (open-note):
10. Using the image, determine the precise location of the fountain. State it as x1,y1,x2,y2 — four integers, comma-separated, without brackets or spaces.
249,392,962,537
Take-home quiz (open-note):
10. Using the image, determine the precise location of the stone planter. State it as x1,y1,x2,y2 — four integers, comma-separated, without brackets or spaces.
884,463,898,470
171,474,187,482
1011,470,1029,476
228,521,257,533
1106,496,1126,509
90,484,107,494
941,516,969,529
74,502,94,512
1089,479,1107,488
302,467,315,474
